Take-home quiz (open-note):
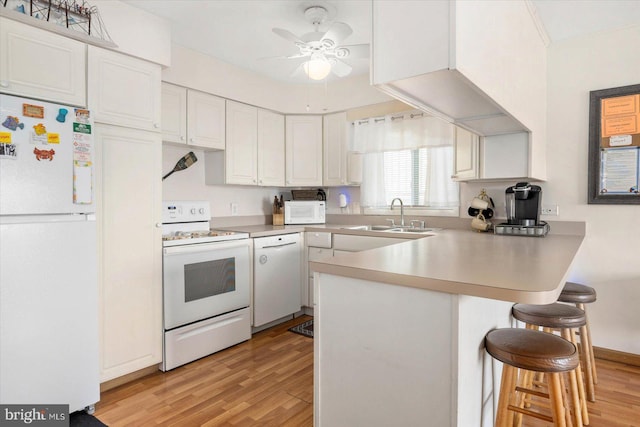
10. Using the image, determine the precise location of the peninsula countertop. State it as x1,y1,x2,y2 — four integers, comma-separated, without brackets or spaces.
309,228,584,304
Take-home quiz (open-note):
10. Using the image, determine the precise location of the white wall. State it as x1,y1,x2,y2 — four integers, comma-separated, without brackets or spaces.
464,25,640,355
92,0,171,66
162,44,391,114
544,25,640,354
162,146,284,221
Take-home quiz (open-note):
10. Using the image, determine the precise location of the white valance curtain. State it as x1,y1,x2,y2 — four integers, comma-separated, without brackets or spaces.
352,112,459,209
352,112,455,152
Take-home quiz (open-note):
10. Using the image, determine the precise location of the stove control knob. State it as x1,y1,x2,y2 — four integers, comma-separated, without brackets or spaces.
190,208,196,214
199,208,205,214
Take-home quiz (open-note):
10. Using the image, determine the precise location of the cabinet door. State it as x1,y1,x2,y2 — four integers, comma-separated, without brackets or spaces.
88,46,161,131
161,83,187,145
257,109,285,187
187,90,225,150
225,100,257,185
323,112,347,186
94,124,162,381
481,132,529,179
308,247,334,307
452,126,479,180
285,115,323,187
0,17,86,106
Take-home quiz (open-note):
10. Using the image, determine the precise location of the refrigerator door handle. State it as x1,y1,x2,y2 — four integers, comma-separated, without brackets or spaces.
0,213,95,225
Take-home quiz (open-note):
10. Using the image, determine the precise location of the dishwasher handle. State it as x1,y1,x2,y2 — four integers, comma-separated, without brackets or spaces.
259,241,298,250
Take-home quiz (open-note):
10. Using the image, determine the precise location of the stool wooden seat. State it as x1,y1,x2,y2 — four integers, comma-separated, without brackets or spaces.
512,303,589,426
559,282,597,401
485,328,579,427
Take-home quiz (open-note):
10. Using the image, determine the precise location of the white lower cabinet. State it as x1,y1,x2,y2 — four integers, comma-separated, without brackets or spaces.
307,247,334,306
95,124,162,382
306,232,405,307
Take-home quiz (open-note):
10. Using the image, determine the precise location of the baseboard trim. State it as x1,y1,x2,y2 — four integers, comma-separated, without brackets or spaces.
594,346,640,367
100,365,160,392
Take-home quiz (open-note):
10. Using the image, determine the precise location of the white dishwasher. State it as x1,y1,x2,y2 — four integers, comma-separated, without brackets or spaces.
253,233,302,327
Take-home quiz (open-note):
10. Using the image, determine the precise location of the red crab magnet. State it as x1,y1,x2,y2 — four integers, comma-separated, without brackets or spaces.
34,147,55,161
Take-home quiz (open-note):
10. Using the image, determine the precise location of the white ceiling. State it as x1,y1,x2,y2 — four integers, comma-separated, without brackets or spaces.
121,0,640,84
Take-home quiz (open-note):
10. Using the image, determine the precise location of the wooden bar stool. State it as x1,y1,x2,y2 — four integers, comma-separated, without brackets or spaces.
559,282,597,402
485,328,580,427
512,303,589,427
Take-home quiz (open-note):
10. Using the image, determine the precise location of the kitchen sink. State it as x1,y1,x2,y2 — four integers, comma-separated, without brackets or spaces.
340,225,439,234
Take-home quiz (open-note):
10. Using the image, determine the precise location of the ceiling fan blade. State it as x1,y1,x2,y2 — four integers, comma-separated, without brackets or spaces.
320,22,353,48
336,44,369,59
273,27,305,45
259,53,311,61
330,59,352,77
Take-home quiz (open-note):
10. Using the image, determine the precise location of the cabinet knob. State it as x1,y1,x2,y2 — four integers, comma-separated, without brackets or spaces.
155,223,162,228
0,81,8,88
180,136,185,141
259,179,263,184
253,179,257,183
153,123,160,129
190,138,195,143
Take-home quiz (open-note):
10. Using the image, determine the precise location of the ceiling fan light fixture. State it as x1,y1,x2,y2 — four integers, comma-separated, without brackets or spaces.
303,56,331,80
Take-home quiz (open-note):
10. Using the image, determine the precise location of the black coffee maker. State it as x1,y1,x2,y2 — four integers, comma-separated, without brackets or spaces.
505,182,542,226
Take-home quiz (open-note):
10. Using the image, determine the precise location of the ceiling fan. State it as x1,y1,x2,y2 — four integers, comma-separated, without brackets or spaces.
271,4,369,80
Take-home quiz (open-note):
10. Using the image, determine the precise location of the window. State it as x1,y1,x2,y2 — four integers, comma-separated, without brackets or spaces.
353,112,459,215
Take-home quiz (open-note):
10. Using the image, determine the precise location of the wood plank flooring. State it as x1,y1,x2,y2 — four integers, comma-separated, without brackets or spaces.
96,316,640,426
95,316,313,426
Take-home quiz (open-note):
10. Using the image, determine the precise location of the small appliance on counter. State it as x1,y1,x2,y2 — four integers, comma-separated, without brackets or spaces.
494,182,549,237
284,200,325,224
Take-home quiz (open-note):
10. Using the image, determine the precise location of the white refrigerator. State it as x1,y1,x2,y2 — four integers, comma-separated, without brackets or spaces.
0,94,99,412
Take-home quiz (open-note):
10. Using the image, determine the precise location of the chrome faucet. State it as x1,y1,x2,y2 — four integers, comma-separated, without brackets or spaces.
390,198,405,227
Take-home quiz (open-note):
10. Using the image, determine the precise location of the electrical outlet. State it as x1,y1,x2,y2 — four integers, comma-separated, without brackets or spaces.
230,203,238,216
541,204,559,216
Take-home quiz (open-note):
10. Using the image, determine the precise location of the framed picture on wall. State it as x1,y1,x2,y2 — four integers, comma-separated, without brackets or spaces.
588,83,640,204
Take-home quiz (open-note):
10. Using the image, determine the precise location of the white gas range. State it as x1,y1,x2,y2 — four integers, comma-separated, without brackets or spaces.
161,201,251,371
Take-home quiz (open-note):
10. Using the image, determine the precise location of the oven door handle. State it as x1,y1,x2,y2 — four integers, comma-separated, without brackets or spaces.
163,240,249,255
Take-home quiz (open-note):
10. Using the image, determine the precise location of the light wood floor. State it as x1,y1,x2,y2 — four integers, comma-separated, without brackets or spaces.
96,316,640,426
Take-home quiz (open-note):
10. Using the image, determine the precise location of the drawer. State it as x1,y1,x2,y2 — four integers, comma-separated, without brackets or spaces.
306,232,332,248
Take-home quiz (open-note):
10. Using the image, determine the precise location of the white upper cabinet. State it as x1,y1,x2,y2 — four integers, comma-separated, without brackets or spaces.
323,112,348,186
257,109,285,187
0,17,86,106
372,0,546,180
481,132,529,179
225,100,258,185
205,104,284,187
88,46,161,132
187,89,226,150
161,82,187,144
453,126,479,181
285,115,323,187
161,83,226,150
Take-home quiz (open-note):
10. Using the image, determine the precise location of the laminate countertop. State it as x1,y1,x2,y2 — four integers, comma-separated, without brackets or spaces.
309,228,584,304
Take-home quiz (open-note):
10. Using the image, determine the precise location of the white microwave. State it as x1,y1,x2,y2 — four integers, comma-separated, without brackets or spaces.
284,201,325,224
